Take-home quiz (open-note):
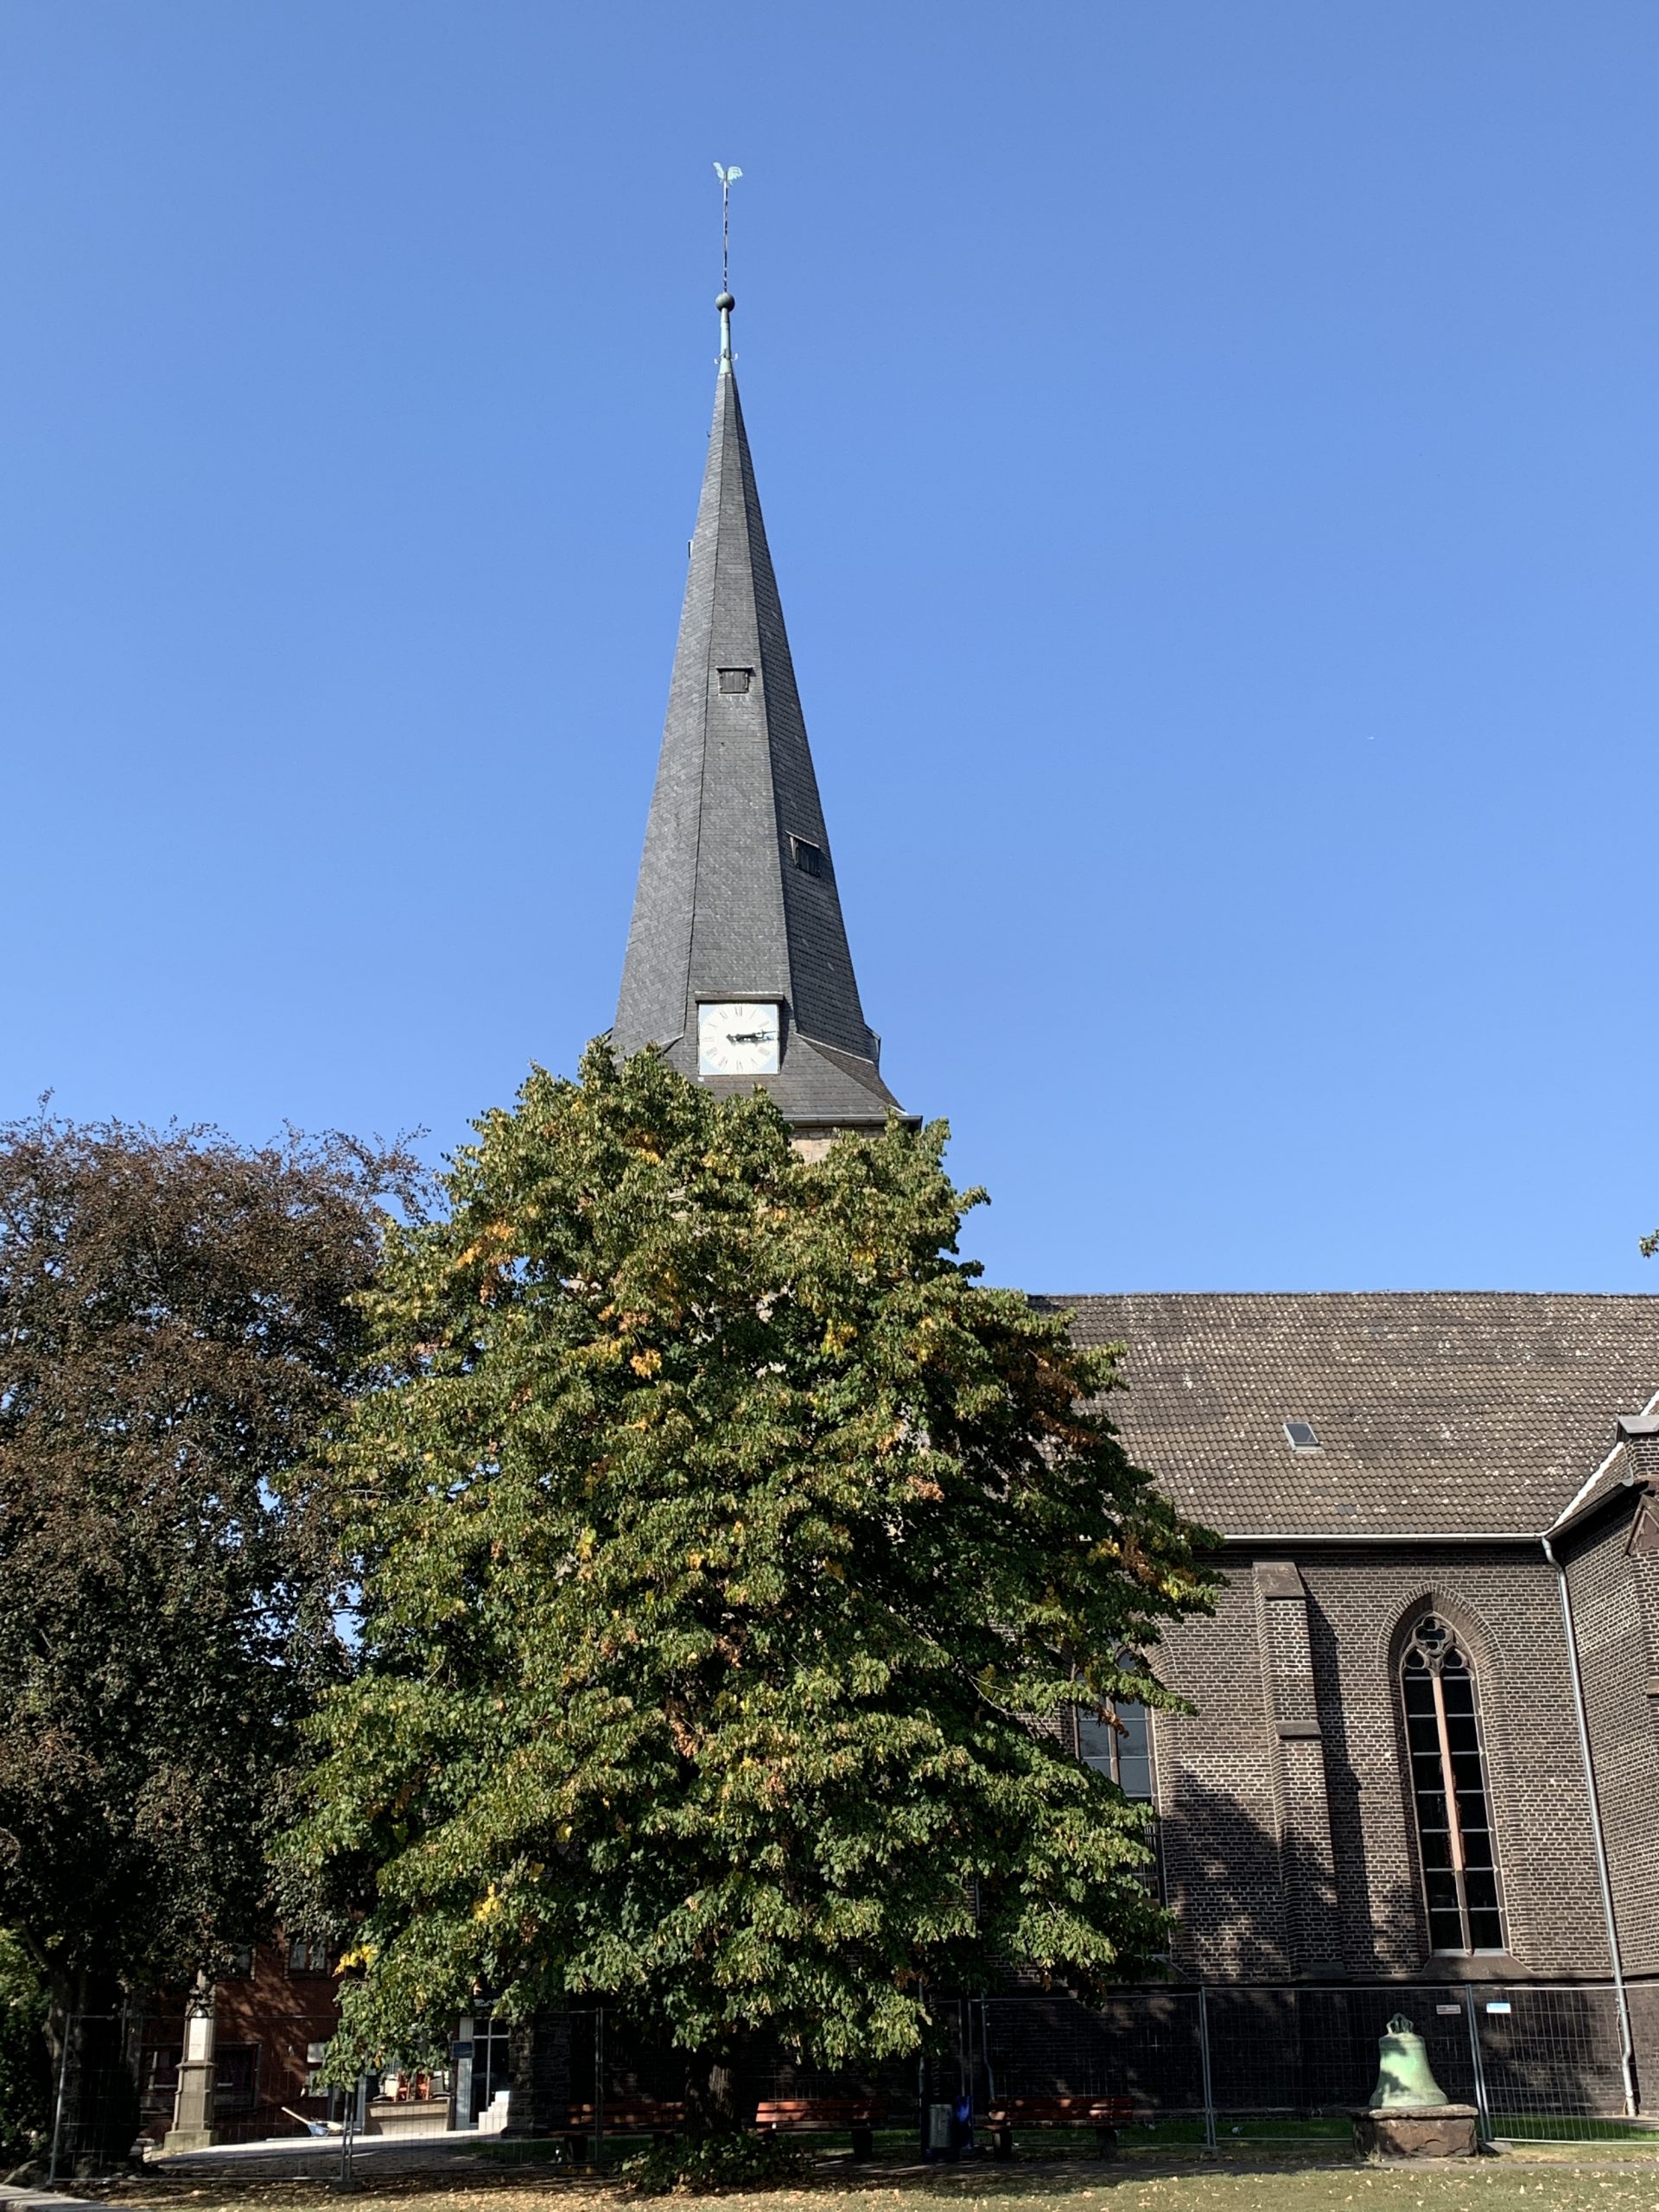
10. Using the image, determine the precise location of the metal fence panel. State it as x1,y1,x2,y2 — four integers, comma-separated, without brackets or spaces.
51,1980,1655,2165
47,2012,141,2177
980,1991,1207,2114
1205,1984,1478,2119
1471,1983,1637,2140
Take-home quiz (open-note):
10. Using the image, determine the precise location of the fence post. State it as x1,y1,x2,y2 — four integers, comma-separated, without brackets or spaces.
977,1999,995,2115
1196,1985,1217,2151
334,2070,359,2191
594,2006,604,2169
1462,1986,1491,2145
47,2009,73,2183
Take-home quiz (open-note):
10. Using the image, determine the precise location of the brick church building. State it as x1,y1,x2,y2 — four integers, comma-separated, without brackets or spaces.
605,286,1659,2105
157,289,1659,2143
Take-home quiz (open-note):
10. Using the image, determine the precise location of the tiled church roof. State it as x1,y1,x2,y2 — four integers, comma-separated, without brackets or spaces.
1550,1412,1659,1533
1037,1291,1659,1539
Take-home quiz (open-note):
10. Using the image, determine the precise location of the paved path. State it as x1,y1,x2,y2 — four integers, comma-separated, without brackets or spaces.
146,2133,495,2183
3,2133,491,2198
0,2186,111,2212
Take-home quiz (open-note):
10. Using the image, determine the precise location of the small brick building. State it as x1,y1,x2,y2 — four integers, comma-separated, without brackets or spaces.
138,1938,344,2145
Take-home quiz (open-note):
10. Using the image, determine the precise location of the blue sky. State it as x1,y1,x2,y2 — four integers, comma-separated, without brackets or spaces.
3,3,1655,1293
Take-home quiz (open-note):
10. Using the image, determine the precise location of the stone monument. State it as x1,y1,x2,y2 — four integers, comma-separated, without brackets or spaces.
163,1973,217,2152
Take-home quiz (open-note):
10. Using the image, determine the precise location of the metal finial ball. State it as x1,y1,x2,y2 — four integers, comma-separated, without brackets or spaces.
715,291,735,311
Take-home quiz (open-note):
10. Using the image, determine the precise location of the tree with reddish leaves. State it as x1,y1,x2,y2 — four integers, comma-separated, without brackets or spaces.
0,1109,418,2069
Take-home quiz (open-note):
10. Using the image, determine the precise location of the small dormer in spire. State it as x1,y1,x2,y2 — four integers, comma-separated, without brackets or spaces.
613,291,903,1143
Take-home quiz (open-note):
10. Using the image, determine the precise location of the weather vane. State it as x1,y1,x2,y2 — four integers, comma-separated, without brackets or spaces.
713,162,742,294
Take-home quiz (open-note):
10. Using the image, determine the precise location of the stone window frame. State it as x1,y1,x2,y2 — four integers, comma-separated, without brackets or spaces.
1396,1608,1509,1956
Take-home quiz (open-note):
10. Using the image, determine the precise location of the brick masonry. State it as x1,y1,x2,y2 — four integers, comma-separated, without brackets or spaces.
1561,1465,1659,1977
1251,1561,1344,1974
1151,1543,1611,1983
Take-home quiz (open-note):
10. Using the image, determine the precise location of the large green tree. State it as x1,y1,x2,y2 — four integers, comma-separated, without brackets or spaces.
0,1111,416,2040
291,1046,1214,2117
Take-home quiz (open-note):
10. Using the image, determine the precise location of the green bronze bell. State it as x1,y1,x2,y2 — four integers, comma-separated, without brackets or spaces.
1369,2014,1449,2110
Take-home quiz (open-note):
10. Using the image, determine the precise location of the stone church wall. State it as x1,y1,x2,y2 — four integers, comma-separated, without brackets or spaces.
1149,1543,1611,1983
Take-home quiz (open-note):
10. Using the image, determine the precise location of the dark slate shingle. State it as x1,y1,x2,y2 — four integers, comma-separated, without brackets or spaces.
613,333,896,1126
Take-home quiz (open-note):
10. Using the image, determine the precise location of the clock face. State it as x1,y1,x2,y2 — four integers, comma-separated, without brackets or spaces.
698,1001,781,1076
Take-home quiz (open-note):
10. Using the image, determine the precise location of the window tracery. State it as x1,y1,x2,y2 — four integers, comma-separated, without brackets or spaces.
1400,1611,1504,1953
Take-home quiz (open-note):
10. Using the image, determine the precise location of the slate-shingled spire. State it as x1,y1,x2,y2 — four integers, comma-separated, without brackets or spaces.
614,292,902,1137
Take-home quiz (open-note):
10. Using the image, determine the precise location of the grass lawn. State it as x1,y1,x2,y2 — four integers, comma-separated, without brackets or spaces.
91,2158,1659,2212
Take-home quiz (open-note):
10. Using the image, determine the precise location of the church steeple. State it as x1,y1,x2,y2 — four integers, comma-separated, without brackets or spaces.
614,293,902,1139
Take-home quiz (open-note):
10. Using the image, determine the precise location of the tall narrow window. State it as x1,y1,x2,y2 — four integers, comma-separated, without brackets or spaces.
1400,1613,1504,1953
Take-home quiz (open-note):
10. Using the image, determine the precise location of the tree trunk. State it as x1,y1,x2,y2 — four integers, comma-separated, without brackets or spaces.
683,2044,739,2139
41,1968,81,2177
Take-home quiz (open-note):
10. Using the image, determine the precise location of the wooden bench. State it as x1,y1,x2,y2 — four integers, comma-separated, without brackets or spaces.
754,2097,887,2160
562,2099,684,2157
985,2094,1134,2158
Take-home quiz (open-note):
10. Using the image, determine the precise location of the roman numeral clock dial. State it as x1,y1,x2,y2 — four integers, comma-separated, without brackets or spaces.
697,1001,780,1076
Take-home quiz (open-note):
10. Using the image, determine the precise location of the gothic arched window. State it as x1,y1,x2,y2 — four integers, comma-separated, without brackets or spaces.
1400,1612,1504,1953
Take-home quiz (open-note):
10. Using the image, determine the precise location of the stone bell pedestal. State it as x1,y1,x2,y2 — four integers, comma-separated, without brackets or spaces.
1353,2010,1478,2158
1353,2105,1478,2159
